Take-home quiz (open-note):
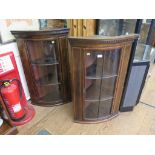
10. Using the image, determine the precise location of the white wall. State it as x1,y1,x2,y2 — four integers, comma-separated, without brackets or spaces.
0,19,40,100
0,42,31,100
0,19,39,43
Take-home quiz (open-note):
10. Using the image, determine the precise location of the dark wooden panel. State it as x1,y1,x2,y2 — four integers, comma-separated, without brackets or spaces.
58,36,71,103
71,47,84,121
16,39,38,102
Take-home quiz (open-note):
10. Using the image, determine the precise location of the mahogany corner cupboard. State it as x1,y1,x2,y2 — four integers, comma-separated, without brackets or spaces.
11,28,71,106
69,34,139,123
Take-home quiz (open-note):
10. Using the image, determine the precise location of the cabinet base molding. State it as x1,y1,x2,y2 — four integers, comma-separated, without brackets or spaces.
120,106,134,112
74,113,119,124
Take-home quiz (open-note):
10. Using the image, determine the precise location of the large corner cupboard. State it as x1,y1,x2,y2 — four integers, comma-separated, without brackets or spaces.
11,28,71,106
69,34,139,123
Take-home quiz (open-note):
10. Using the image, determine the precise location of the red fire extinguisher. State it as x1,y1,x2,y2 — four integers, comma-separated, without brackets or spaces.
0,78,25,121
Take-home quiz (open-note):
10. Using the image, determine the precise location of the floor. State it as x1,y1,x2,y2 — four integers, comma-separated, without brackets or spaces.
17,64,155,135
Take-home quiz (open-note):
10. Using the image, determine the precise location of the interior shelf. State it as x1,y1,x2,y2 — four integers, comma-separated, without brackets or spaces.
85,60,118,78
85,83,114,101
31,57,59,66
85,77,116,101
85,96,114,102
36,74,61,86
86,74,118,79
84,99,113,120
38,93,62,104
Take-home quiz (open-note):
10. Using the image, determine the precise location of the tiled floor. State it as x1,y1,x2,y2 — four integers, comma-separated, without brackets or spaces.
17,64,155,135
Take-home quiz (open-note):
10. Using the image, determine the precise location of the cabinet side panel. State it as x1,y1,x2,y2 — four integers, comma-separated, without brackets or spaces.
85,19,96,36
77,19,83,36
73,20,78,37
16,39,37,101
111,44,132,113
67,19,73,36
71,47,84,121
58,36,71,103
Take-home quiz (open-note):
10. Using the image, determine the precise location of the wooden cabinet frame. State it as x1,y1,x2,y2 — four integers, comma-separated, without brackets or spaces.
69,34,139,123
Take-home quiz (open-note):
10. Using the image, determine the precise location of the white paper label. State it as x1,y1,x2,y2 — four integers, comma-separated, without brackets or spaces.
13,103,22,113
97,54,103,58
86,53,90,56
0,55,14,75
142,19,147,23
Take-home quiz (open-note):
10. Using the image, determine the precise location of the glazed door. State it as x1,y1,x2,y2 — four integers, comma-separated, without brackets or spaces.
84,49,121,120
26,39,63,105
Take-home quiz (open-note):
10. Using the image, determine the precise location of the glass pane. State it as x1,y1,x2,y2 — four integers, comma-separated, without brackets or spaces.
122,19,137,35
139,20,151,44
100,77,116,100
32,65,60,85
134,43,152,61
27,40,57,64
32,65,62,103
26,40,62,103
85,79,101,101
84,49,121,120
98,19,137,36
85,49,120,78
37,85,62,103
98,100,112,118
85,52,103,78
84,101,99,120
102,49,120,76
98,19,121,36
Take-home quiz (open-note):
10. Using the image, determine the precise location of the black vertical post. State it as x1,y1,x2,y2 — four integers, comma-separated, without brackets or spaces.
120,19,142,111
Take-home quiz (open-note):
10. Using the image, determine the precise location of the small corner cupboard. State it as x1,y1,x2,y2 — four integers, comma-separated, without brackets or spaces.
68,34,139,123
11,28,71,106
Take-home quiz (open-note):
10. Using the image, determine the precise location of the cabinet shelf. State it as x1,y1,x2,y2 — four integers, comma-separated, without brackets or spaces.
31,58,59,66
38,93,62,104
85,77,116,101
85,96,114,102
86,74,117,79
36,74,61,86
84,99,113,120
